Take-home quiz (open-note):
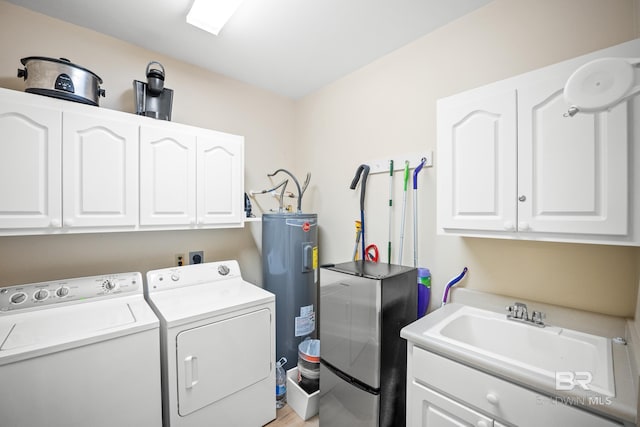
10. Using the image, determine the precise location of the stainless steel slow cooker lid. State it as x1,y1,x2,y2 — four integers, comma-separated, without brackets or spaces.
20,56,103,83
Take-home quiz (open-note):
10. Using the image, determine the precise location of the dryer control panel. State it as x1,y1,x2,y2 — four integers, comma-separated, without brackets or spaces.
146,260,241,293
0,272,142,312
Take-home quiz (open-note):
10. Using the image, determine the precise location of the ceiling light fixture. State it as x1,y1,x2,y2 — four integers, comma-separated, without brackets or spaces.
186,0,244,36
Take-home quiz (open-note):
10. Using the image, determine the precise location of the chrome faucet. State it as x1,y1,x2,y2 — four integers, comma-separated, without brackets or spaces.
506,302,546,327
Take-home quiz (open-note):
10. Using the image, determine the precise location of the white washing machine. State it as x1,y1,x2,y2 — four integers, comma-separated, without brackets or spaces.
0,272,162,427
145,260,276,427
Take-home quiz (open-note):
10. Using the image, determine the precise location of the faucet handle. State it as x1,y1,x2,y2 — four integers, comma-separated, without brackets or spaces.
514,302,528,319
532,311,546,325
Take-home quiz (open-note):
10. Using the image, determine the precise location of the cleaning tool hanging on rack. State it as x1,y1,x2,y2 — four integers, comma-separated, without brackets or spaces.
417,267,431,318
352,220,362,261
387,160,394,264
350,164,370,263
412,157,427,267
365,244,379,262
441,267,468,307
398,161,410,265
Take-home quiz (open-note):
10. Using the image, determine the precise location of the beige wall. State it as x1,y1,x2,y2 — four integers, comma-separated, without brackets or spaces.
0,1,295,286
296,0,640,317
1,0,639,318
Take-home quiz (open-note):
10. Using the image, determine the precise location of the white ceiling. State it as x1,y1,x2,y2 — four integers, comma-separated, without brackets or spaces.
7,0,493,99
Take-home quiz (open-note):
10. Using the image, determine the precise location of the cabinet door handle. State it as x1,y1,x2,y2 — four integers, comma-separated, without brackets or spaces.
50,219,61,228
503,221,515,231
518,221,530,231
486,392,499,405
518,195,527,202
477,421,490,427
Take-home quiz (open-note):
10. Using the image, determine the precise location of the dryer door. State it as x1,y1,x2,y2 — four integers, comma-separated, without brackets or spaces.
176,308,272,416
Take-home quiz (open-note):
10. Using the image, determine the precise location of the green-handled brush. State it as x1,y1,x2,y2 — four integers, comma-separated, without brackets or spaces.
398,160,410,265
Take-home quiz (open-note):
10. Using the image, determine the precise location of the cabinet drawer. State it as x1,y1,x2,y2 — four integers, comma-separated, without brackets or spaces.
411,346,621,427
410,381,492,427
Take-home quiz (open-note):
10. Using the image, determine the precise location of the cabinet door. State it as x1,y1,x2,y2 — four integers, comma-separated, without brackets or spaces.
196,132,243,226
518,63,628,235
140,125,196,225
437,89,517,232
0,101,62,229
410,382,493,427
63,111,138,228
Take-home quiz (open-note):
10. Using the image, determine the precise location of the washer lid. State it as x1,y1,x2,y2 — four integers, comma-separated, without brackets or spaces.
0,296,159,365
1,302,134,351
564,57,638,111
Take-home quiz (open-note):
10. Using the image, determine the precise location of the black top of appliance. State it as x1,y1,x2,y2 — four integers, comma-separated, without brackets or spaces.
322,261,415,279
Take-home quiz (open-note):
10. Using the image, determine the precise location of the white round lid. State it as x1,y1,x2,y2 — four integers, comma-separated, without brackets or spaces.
564,57,635,111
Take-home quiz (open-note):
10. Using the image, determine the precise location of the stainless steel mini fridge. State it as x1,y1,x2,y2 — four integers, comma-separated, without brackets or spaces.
319,261,417,427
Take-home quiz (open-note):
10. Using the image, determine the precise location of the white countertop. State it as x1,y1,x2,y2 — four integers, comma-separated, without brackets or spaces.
401,289,638,425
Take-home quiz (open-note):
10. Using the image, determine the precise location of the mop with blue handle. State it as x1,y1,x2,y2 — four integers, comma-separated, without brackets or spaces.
412,157,427,268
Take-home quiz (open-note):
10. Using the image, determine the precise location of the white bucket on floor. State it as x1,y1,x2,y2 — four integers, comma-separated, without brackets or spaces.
286,367,319,420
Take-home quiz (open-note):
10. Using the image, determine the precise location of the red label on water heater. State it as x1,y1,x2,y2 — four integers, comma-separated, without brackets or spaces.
302,222,310,232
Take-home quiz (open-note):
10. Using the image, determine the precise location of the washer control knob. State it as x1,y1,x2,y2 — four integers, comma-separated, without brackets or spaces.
171,273,180,282
34,289,49,301
218,265,230,276
10,292,27,305
103,279,116,291
56,286,70,297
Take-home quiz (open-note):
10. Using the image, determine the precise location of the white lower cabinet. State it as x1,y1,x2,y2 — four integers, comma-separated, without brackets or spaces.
407,345,623,427
412,381,492,427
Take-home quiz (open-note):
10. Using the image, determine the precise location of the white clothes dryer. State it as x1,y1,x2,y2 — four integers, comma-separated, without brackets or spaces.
0,272,162,427
145,260,276,427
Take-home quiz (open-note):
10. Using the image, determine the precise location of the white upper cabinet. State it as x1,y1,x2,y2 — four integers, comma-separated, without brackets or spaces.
0,100,62,229
437,89,517,232
197,132,244,226
517,64,628,236
139,125,197,226
437,38,640,246
139,125,244,228
0,87,244,235
63,111,139,228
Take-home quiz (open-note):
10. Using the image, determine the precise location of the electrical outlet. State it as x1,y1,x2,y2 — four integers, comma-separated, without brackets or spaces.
175,254,185,267
189,251,204,265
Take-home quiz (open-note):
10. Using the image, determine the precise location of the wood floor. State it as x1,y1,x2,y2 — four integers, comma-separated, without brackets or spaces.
265,404,318,427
